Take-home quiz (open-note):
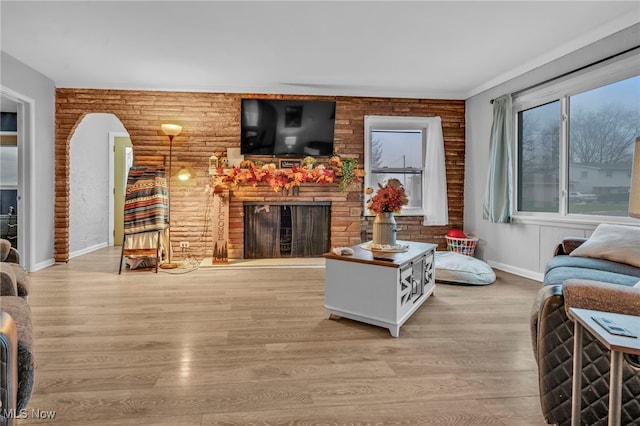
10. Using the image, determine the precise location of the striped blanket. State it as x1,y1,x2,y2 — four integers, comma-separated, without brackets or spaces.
124,166,169,235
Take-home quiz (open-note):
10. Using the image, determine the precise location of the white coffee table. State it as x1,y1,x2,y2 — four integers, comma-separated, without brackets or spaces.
323,241,436,337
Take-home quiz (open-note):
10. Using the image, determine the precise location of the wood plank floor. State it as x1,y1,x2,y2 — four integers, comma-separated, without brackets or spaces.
19,247,548,425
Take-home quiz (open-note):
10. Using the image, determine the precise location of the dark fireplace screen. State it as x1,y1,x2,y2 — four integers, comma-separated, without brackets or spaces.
244,203,330,258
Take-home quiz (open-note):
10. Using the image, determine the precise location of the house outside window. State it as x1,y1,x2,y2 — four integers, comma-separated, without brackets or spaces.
514,52,639,220
364,116,427,216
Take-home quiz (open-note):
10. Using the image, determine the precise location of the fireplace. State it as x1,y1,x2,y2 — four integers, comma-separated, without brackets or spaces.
244,202,331,258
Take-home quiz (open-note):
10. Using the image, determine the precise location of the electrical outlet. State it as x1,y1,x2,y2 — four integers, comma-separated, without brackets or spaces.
180,241,189,248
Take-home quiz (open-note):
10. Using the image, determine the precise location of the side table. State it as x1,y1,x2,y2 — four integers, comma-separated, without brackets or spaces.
569,308,640,426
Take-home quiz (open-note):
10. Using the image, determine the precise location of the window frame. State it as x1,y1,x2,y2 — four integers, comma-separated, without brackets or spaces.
364,115,428,216
512,51,640,226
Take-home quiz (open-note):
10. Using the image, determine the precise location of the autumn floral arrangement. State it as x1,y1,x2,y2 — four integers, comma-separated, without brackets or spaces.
366,178,409,214
212,161,337,193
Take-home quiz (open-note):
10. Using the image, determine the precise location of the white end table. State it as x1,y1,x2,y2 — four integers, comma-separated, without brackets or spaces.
569,308,640,426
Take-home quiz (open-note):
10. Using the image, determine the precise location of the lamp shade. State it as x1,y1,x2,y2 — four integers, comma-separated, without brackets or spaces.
161,123,182,137
177,168,192,181
629,137,640,218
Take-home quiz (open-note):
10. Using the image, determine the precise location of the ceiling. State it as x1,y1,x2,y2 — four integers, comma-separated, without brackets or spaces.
1,1,639,99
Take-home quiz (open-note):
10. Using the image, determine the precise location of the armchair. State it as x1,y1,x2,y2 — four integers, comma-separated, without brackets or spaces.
533,282,640,425
531,232,640,425
0,312,18,426
0,239,34,424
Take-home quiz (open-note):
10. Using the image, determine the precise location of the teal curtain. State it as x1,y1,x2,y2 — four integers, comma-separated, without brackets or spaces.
483,94,513,223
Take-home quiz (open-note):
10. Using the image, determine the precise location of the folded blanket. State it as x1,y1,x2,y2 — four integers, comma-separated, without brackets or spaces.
124,166,169,235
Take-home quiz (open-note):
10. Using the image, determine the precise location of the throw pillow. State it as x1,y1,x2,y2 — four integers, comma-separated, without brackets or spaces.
570,223,640,269
435,251,496,285
0,239,10,261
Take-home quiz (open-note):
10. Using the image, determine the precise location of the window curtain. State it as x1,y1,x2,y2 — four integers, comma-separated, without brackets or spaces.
483,94,513,223
423,117,449,226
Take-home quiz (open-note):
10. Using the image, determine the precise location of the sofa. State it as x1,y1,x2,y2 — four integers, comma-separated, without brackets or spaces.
0,239,33,425
531,224,640,425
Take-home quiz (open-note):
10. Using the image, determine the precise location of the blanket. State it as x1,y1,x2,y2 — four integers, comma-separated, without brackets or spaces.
123,166,169,235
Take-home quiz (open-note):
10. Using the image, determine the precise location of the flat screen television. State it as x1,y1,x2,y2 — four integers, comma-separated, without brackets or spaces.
240,99,336,156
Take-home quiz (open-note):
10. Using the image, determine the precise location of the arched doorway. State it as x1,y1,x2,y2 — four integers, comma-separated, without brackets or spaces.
68,113,130,258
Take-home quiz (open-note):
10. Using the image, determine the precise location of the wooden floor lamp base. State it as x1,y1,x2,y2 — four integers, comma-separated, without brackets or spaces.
159,263,178,269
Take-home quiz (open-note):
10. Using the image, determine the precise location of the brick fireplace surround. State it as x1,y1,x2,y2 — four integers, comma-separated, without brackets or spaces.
55,90,465,262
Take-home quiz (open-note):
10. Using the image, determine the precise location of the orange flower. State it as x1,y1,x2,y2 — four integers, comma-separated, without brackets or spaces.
366,179,409,214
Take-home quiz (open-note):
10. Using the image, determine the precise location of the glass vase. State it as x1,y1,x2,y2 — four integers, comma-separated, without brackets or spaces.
372,212,397,246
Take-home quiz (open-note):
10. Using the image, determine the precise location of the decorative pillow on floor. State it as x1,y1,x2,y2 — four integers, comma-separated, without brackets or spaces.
435,251,496,285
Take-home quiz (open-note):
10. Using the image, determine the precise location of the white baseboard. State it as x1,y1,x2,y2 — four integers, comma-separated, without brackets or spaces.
487,260,544,283
32,258,55,272
69,242,108,260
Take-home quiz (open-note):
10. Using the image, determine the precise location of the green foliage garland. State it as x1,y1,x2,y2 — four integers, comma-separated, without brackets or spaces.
339,158,359,193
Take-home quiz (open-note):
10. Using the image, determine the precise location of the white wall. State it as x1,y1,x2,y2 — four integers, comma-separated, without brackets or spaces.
464,23,640,281
69,114,127,258
1,51,56,271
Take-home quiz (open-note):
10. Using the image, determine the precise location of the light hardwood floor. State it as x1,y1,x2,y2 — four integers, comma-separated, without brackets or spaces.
20,247,548,425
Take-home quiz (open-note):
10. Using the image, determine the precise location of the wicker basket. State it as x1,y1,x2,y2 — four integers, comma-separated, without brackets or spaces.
445,235,478,256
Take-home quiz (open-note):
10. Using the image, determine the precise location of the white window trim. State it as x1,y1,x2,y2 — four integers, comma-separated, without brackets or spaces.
512,51,640,226
364,115,428,216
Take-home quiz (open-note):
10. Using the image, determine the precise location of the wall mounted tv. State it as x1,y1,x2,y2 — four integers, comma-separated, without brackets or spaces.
240,99,336,156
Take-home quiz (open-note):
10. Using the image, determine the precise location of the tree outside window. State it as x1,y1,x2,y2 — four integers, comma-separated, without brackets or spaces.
517,73,639,218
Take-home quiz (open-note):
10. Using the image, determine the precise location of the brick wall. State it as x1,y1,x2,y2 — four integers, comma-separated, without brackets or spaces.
55,90,465,262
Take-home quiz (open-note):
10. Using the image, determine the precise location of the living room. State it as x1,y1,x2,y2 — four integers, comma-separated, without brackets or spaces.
1,2,639,425
0,3,637,277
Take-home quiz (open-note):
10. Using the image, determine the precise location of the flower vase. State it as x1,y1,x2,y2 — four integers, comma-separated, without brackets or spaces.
372,212,397,246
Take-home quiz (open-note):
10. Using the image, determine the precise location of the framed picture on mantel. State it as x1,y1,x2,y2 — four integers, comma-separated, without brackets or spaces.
279,159,302,169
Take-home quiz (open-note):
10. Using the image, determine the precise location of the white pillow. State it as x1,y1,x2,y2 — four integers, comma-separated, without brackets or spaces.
435,251,496,285
570,224,640,269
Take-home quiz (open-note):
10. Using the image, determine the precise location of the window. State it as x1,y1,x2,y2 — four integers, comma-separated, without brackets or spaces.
364,116,427,215
515,53,639,219
517,101,560,213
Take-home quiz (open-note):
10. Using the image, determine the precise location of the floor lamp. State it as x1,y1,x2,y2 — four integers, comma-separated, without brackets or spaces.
160,123,182,269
